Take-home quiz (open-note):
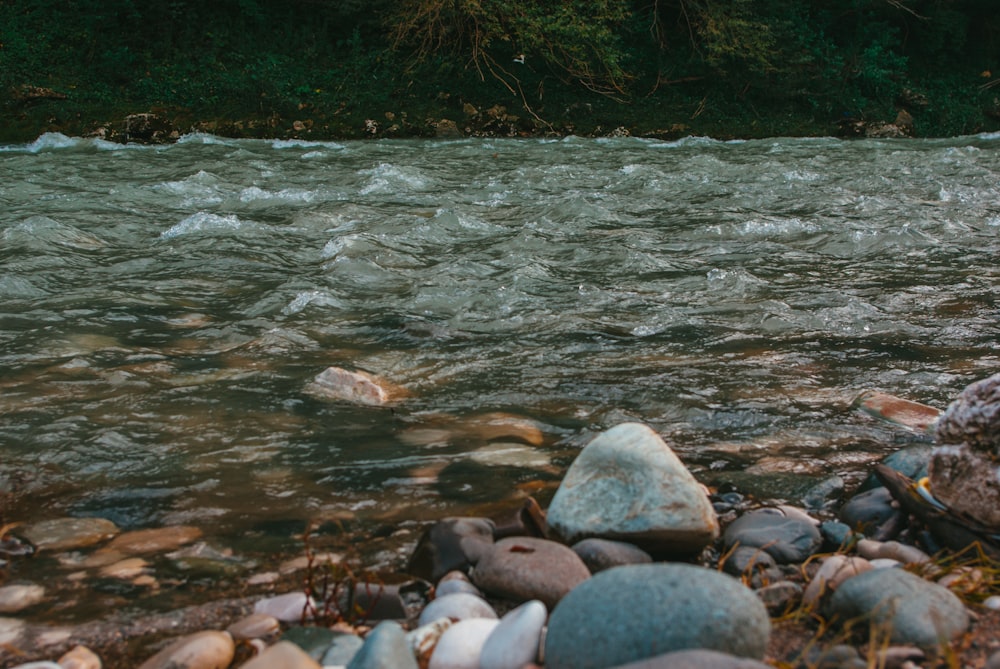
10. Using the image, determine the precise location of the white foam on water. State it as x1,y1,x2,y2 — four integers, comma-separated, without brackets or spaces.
159,212,249,239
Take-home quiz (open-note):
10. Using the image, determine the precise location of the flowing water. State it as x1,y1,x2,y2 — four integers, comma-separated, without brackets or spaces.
1,132,999,619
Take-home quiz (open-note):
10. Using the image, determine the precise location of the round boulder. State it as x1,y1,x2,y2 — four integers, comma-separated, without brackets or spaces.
544,563,771,669
472,537,590,609
546,423,719,556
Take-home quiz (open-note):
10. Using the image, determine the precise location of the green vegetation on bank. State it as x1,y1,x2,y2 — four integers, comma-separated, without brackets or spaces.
1,0,998,142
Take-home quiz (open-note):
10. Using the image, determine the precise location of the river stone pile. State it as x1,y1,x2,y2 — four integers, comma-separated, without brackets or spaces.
3,414,995,668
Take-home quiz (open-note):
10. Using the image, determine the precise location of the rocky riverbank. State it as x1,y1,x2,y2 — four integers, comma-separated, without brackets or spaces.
3,375,1000,669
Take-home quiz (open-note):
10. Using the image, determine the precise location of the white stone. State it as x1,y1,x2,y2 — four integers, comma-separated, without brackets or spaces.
428,618,500,669
418,592,497,627
802,556,872,607
0,617,25,646
480,600,546,669
58,645,102,669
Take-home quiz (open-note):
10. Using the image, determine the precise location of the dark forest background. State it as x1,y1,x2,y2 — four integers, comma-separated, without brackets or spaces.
2,0,999,140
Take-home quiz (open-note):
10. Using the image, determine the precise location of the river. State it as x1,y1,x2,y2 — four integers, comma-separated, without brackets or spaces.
1,131,999,620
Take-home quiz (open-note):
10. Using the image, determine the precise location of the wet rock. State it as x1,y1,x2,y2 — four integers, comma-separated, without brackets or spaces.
854,391,940,434
226,613,280,640
254,591,316,622
306,366,407,406
802,556,872,607
471,536,590,608
418,592,497,627
115,113,179,145
545,563,771,669
242,640,322,669
136,630,235,669
826,568,969,647
0,583,45,613
347,621,418,669
428,618,499,669
858,446,931,493
800,475,845,511
571,538,652,574
546,423,719,556
479,600,546,669
407,517,495,582
722,508,822,564
434,119,463,139
86,526,202,565
17,517,119,552
820,520,861,551
838,487,899,534
58,645,102,669
283,627,341,661
608,649,774,669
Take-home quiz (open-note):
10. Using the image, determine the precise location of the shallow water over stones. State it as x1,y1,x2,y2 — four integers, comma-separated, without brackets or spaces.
2,132,1000,627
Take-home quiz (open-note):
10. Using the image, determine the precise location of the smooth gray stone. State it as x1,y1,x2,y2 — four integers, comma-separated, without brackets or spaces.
571,538,652,574
721,545,777,578
838,487,898,532
546,423,719,556
858,446,932,493
282,626,339,661
418,592,497,627
826,568,969,647
722,509,822,564
608,649,774,669
347,620,418,669
435,578,483,598
407,517,496,582
820,520,861,552
479,600,547,669
544,563,771,669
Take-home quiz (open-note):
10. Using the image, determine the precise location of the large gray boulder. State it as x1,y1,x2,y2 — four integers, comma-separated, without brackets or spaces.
546,423,719,556
544,563,771,669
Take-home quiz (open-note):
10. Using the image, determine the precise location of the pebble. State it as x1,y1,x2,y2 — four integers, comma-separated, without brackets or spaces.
0,583,45,614
418,592,498,626
407,517,496,582
546,422,719,556
471,536,590,608
254,592,317,622
407,618,453,667
321,632,365,666
428,618,500,669
721,545,777,579
0,616,25,645
136,630,235,669
722,508,822,564
17,517,119,552
226,613,281,640
826,568,970,647
346,620,418,669
571,538,652,573
855,539,930,565
479,600,547,669
756,581,803,616
607,649,775,669
435,576,483,598
544,563,771,669
58,645,102,669
241,640,322,669
802,556,872,607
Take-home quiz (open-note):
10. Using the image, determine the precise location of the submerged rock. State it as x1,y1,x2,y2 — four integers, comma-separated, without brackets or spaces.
546,423,719,556
307,366,407,406
17,517,119,552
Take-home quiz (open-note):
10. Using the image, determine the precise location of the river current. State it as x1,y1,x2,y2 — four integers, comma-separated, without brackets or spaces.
1,132,999,616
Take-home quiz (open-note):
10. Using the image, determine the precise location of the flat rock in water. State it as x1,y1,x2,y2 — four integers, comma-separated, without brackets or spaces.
307,366,405,406
479,600,546,669
826,568,969,647
854,391,941,434
722,509,822,564
136,630,235,669
17,517,119,552
471,537,590,609
546,423,719,556
0,584,45,614
241,640,322,669
608,649,775,669
544,563,771,669
347,621,418,669
100,525,203,556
